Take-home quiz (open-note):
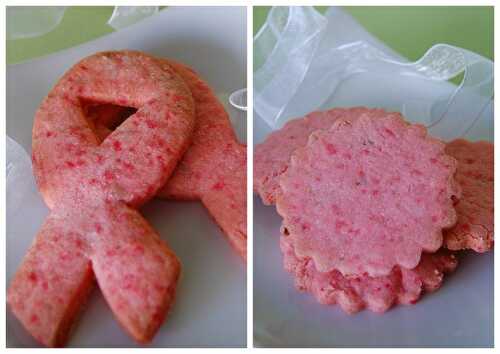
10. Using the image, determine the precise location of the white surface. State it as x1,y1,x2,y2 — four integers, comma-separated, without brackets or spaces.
253,7,493,348
6,6,246,348
254,199,493,347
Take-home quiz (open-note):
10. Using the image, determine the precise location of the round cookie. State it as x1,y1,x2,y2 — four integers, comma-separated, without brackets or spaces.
443,139,494,252
277,112,461,277
280,230,458,314
254,107,388,205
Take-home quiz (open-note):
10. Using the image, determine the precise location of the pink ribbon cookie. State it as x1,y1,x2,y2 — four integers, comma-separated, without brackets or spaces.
91,58,247,260
158,60,247,260
7,51,195,346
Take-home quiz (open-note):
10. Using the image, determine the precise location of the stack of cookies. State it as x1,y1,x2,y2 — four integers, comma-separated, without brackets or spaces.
254,107,493,313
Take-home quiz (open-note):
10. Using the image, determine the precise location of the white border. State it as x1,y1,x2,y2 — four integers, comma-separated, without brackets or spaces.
246,4,254,350
3,1,498,352
1,2,7,352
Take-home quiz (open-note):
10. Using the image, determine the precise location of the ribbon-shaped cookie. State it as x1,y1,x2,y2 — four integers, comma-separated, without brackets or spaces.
8,51,195,346
91,59,247,259
158,60,247,260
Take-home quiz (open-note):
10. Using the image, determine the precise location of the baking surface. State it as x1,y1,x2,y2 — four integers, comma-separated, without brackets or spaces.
254,197,493,347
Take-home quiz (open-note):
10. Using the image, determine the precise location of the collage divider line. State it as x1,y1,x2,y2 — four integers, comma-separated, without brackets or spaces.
246,4,254,349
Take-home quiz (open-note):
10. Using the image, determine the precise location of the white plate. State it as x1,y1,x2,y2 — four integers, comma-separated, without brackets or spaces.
253,72,494,347
7,6,247,348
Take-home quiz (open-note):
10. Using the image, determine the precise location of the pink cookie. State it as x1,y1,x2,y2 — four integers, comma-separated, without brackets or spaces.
8,51,195,346
157,60,247,260
254,107,389,205
443,139,494,252
280,230,458,314
277,113,461,277
91,59,247,260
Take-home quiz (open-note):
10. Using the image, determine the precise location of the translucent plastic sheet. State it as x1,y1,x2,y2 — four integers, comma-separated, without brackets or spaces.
107,6,159,30
6,136,37,220
229,88,248,111
6,6,67,40
6,6,159,39
254,6,493,141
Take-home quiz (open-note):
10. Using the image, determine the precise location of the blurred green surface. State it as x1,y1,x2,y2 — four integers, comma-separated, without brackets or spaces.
7,6,114,64
253,6,494,61
7,6,494,64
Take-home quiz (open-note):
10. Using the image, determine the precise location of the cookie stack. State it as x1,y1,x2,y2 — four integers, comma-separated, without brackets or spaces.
254,107,493,313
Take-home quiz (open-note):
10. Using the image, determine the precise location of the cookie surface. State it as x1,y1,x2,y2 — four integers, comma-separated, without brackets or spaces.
254,107,388,205
280,230,458,314
157,60,247,259
89,59,247,260
277,113,460,277
9,51,193,346
443,139,494,252
32,51,195,210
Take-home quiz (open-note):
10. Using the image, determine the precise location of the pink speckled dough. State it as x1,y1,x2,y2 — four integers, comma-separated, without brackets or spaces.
277,113,461,277
280,231,458,314
91,59,247,260
443,139,494,252
157,60,247,259
7,215,95,346
254,107,389,205
8,51,195,347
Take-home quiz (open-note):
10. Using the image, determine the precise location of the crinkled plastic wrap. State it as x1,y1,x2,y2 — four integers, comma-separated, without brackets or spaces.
6,6,67,40
6,136,37,219
6,6,159,39
254,6,493,141
107,6,159,30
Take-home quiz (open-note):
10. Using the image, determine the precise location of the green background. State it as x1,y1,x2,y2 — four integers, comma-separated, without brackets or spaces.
7,6,494,64
254,6,493,61
7,7,114,64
